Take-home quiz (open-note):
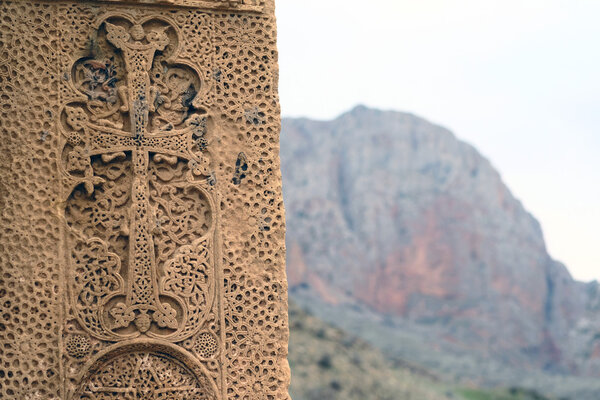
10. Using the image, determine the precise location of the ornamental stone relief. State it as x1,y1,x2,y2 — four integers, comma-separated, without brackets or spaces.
59,14,225,398
73,343,219,399
0,0,288,399
60,15,217,343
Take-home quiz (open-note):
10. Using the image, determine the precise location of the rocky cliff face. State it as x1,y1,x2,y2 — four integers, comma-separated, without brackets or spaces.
281,106,599,377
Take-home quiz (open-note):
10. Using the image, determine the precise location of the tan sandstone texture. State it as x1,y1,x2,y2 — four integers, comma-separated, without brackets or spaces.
0,1,289,399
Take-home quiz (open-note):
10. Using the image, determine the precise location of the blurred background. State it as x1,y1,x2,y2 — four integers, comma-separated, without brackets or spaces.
276,1,600,399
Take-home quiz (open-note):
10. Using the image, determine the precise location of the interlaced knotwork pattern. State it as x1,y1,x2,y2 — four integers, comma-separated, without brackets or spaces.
61,14,217,343
59,12,224,400
75,351,217,399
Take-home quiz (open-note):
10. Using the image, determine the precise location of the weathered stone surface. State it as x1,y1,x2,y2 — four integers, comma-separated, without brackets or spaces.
0,1,289,398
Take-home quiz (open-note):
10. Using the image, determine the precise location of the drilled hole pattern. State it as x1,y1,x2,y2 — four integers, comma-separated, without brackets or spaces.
65,335,91,359
0,2,61,399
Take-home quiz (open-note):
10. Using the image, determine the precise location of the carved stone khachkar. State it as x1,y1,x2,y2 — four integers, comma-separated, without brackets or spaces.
0,1,289,399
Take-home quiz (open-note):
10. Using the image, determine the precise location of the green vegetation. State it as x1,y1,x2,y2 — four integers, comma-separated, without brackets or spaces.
458,387,553,400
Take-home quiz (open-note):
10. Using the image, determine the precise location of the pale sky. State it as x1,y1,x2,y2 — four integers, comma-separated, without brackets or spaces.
276,0,600,282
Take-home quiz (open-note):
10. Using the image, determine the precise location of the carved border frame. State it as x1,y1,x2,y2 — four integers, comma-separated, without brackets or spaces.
77,0,263,13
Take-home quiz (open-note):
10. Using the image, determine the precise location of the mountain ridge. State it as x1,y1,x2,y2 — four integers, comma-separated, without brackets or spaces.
281,106,600,396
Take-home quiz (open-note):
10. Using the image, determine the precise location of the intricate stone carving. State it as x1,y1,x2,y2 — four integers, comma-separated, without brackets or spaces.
0,1,287,399
60,15,217,343
58,13,225,398
66,334,93,359
74,345,219,399
184,331,220,359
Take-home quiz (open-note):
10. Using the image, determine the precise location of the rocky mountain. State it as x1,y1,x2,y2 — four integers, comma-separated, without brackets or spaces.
281,106,600,395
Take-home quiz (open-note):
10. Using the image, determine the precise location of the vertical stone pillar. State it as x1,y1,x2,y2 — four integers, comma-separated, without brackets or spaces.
0,1,289,399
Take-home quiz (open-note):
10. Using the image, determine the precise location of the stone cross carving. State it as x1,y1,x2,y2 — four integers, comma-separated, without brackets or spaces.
0,1,290,399
72,21,194,336
61,17,214,344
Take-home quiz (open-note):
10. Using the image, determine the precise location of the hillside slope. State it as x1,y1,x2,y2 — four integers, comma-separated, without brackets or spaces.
288,301,448,400
288,300,558,400
281,106,600,391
